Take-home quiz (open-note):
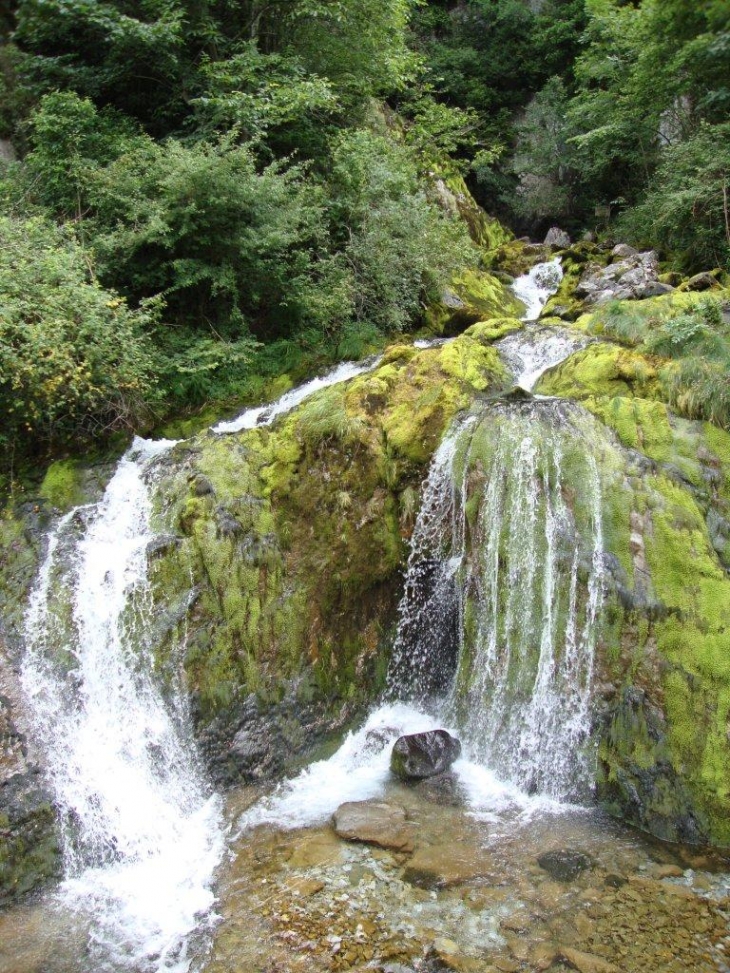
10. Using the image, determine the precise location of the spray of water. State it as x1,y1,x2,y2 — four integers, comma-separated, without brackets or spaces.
22,438,223,972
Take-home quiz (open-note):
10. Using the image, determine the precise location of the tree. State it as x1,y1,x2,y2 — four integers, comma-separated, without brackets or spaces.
0,214,157,454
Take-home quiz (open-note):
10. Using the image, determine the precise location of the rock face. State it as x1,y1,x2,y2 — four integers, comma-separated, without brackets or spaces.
575,249,674,304
390,730,461,781
333,800,414,852
0,641,61,903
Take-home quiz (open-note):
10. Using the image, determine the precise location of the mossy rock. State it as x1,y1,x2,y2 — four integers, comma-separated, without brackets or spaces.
148,333,510,740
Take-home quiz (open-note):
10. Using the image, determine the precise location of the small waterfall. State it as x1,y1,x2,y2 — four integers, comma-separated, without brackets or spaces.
212,356,381,434
21,438,223,972
389,401,606,802
511,257,563,321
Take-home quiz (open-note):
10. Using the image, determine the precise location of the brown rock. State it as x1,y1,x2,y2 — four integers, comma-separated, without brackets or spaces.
333,800,415,853
403,842,491,888
558,946,619,973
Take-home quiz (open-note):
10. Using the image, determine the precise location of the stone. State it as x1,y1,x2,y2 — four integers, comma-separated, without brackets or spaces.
557,946,619,973
403,841,490,888
333,800,415,853
611,244,639,260
537,850,595,883
390,729,461,780
575,250,664,305
684,271,720,292
544,227,571,248
414,770,463,806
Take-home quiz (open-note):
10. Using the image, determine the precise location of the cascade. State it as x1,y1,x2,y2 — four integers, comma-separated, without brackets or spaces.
21,437,223,972
388,401,605,801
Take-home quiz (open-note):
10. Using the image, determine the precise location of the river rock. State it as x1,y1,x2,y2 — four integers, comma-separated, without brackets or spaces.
403,841,490,888
575,250,673,305
545,227,571,248
557,946,619,973
537,849,595,882
390,729,461,780
414,770,463,806
333,800,415,853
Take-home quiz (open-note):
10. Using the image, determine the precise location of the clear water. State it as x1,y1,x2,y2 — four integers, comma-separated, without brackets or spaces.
20,438,224,972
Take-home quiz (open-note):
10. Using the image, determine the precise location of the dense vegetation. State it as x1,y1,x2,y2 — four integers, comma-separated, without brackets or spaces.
0,0,728,474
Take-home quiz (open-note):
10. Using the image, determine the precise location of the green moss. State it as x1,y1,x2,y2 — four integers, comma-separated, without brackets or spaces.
588,397,673,462
536,343,660,401
38,459,84,511
464,317,523,344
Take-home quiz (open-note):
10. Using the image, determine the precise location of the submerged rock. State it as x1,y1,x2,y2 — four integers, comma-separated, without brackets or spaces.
537,849,595,882
390,729,461,780
333,800,414,853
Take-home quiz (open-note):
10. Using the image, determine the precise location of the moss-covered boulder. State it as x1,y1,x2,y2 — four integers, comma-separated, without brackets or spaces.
536,338,730,846
147,334,512,783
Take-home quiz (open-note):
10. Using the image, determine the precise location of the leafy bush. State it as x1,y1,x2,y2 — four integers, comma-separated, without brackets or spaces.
0,215,157,456
329,130,475,333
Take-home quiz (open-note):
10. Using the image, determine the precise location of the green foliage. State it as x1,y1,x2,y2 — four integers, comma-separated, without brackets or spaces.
87,135,343,340
620,123,730,271
589,297,730,430
0,215,157,455
329,129,476,333
25,90,142,218
512,77,574,221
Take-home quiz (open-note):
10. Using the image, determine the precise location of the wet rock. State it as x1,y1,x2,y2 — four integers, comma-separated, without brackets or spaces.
403,841,489,888
190,474,214,496
414,771,463,806
557,946,619,973
545,227,571,248
390,729,461,780
333,800,415,853
537,849,595,882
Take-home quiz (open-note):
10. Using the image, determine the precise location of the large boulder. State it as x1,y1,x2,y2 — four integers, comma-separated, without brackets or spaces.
333,800,414,852
544,227,571,248
390,729,461,780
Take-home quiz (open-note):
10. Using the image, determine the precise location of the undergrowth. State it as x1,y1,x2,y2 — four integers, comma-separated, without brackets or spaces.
591,297,730,429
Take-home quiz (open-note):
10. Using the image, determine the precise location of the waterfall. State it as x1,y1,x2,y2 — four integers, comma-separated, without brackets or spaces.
511,257,563,321
21,437,224,972
389,400,606,802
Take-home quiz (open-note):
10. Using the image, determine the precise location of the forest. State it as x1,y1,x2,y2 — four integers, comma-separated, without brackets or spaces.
0,0,728,480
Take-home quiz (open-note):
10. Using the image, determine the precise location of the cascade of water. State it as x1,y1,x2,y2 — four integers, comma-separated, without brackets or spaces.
497,325,590,393
511,257,564,321
386,417,475,702
212,356,382,434
389,402,605,802
21,437,223,972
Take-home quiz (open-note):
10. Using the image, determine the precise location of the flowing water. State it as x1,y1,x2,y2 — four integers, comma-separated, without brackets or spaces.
15,438,224,972
4,262,730,973
212,357,382,434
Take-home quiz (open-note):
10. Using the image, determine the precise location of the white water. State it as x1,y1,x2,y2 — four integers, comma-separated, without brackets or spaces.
387,402,606,802
498,325,589,392
212,357,381,434
511,257,563,321
239,702,561,835
22,437,224,972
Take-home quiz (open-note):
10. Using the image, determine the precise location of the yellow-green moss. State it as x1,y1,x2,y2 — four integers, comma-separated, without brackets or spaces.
38,460,84,511
537,343,660,401
464,318,523,344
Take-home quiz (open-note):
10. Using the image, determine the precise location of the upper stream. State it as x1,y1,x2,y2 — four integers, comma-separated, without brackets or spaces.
4,261,729,973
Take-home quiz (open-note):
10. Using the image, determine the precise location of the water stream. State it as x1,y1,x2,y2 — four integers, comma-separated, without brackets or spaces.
19,438,224,972
6,261,728,973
